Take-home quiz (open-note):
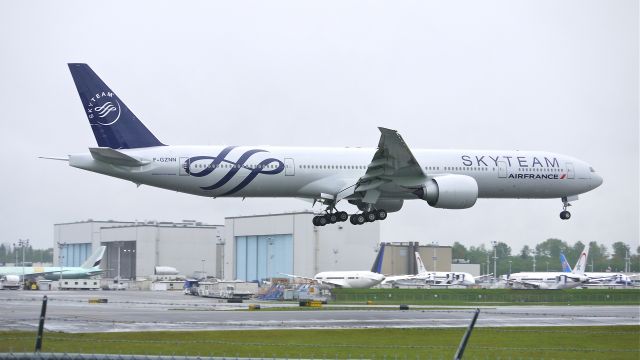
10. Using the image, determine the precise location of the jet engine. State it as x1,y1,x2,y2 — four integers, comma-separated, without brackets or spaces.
414,174,478,209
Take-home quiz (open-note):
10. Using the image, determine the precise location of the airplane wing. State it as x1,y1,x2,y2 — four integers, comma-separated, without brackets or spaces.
279,273,316,282
353,127,427,203
507,279,542,289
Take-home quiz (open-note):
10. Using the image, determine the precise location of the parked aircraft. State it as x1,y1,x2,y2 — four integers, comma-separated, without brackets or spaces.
281,247,386,288
52,64,603,226
282,271,384,289
379,249,476,287
560,251,632,286
0,246,106,280
506,247,589,289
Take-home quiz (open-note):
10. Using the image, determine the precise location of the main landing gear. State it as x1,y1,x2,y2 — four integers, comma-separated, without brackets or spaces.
312,209,388,226
560,196,572,220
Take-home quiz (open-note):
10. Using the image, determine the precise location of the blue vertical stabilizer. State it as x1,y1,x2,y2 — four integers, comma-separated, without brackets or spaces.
68,63,165,149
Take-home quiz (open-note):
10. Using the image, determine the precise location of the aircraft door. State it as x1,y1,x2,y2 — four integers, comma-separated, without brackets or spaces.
498,161,507,178
566,162,575,179
179,157,190,176
284,158,295,176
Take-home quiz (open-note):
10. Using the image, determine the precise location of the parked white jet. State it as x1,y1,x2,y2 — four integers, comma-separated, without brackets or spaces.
383,252,476,287
55,64,603,226
506,247,589,289
0,246,106,280
560,251,633,286
282,271,385,289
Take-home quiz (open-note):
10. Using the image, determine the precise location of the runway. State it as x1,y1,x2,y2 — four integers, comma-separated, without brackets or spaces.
1,290,637,333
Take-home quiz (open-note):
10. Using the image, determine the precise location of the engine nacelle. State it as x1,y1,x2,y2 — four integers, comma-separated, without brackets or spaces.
350,199,404,213
415,174,478,209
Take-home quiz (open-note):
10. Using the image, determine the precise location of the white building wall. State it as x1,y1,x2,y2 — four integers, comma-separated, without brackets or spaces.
54,220,223,278
53,220,133,266
224,212,380,280
156,226,222,277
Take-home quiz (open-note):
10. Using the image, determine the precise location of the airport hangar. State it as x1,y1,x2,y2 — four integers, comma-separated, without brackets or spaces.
53,212,473,281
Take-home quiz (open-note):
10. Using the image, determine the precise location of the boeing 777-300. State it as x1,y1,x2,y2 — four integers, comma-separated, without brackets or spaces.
48,64,603,226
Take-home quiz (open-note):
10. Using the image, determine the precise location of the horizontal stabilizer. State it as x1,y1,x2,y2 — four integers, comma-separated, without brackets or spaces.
38,156,69,161
89,147,150,166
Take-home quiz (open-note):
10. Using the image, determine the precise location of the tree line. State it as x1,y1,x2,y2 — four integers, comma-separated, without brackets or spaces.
453,239,639,275
0,243,53,265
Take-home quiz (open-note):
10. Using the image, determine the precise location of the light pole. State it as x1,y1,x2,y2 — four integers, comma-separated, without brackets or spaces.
18,239,29,287
266,237,274,283
508,260,512,275
532,251,537,272
491,241,498,282
114,242,124,283
431,241,438,271
57,242,66,282
201,259,206,279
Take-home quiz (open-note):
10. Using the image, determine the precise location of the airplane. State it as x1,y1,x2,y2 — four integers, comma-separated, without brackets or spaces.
50,64,603,226
0,246,106,280
560,250,633,286
280,245,387,288
505,247,589,289
383,251,476,287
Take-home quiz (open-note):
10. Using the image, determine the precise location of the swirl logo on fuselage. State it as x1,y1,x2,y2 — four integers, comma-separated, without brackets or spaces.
185,146,284,196
86,91,121,126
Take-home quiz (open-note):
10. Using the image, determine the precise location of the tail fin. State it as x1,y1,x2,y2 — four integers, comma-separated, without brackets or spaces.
415,252,427,274
68,64,165,149
81,246,106,269
560,252,572,272
370,243,386,274
573,246,590,274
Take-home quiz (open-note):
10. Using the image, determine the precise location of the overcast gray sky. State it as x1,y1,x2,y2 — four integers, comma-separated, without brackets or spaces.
0,1,637,254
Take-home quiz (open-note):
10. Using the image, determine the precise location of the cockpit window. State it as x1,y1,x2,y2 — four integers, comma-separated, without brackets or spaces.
589,167,596,172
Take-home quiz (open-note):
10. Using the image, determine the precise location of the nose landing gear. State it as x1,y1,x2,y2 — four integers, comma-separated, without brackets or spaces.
560,196,572,220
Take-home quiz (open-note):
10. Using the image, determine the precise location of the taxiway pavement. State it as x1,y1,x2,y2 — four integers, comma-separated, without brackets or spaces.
1,290,637,333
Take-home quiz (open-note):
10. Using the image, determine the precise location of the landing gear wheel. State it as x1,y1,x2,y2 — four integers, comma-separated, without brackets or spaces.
312,216,320,226
350,214,366,225
317,216,328,226
375,209,388,220
560,210,571,220
326,213,338,224
337,211,349,222
363,211,377,222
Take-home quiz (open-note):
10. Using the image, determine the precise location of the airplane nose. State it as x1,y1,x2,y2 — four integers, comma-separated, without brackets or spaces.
593,174,603,188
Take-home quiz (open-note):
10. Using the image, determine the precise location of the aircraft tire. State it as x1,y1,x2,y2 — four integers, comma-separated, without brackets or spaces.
375,209,388,220
355,214,366,225
560,210,571,220
338,211,349,222
349,214,358,225
364,211,377,222
317,216,328,226
327,213,338,224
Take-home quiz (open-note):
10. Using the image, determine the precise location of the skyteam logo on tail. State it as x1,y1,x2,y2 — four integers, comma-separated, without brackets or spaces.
86,91,121,126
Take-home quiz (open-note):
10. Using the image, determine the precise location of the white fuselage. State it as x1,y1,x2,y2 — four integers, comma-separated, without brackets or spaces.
69,146,603,202
314,271,385,289
507,272,586,290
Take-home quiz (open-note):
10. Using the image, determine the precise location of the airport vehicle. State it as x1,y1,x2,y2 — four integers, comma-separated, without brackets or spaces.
0,246,106,280
560,251,633,286
55,64,603,226
506,247,589,289
0,275,21,290
382,252,476,287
